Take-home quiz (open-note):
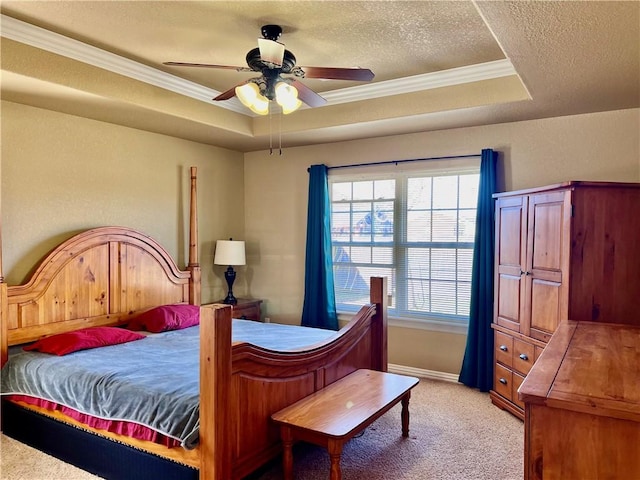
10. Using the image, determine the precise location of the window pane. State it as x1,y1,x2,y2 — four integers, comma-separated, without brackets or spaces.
408,278,429,311
372,247,393,264
433,176,458,209
373,201,394,241
408,177,432,209
331,211,351,241
352,202,372,242
353,181,373,200
431,281,457,315
351,246,371,264
407,248,429,278
457,282,471,316
332,182,352,201
333,246,351,263
459,174,480,208
333,265,394,308
407,211,431,242
374,179,395,199
458,210,477,242
431,248,457,281
432,210,458,242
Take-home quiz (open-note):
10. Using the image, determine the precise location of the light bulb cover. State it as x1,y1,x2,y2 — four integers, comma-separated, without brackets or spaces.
249,96,270,115
236,82,270,115
275,82,302,114
235,83,259,107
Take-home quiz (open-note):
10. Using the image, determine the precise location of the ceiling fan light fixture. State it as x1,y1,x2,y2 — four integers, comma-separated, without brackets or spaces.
275,81,302,114
235,82,270,115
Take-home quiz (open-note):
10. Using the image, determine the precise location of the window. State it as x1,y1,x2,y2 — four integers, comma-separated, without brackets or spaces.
330,164,480,328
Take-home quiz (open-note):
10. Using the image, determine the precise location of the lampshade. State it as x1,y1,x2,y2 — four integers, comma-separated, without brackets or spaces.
214,240,246,266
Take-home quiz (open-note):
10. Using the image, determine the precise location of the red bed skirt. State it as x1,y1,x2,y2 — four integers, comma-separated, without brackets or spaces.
7,394,182,448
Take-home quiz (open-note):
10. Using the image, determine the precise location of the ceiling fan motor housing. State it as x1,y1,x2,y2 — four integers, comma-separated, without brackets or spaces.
245,48,296,73
261,24,282,41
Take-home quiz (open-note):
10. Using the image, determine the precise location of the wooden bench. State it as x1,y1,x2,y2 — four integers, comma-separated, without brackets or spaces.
271,369,420,480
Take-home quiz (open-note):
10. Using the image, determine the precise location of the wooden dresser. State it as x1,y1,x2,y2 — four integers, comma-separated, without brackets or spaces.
519,321,640,479
490,181,640,419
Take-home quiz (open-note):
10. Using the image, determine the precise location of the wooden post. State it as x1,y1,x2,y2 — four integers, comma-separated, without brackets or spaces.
0,190,7,366
199,303,232,480
0,283,7,367
188,166,201,305
369,276,388,372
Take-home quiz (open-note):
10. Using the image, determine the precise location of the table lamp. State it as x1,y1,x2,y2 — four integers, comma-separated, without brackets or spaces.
214,239,246,305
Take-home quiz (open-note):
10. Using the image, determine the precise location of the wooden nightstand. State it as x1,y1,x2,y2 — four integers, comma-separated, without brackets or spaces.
212,298,263,321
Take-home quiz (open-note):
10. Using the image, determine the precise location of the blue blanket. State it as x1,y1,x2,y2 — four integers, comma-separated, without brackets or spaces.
1,320,334,449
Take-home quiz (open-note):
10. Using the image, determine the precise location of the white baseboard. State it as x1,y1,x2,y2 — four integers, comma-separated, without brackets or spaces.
388,363,460,383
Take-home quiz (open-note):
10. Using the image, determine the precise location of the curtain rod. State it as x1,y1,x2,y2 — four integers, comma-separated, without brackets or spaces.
326,153,481,171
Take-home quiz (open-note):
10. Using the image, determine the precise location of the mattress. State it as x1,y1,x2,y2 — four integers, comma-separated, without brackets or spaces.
1,319,335,448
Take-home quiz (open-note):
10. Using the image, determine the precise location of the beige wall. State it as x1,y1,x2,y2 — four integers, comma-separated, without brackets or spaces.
1,100,246,303
244,108,640,374
3,100,638,375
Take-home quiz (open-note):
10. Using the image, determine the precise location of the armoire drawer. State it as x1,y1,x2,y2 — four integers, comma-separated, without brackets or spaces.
512,372,525,409
495,331,514,367
494,363,513,401
512,338,536,375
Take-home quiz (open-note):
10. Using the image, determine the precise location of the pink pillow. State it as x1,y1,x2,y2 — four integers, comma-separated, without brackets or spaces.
127,304,200,333
23,327,145,356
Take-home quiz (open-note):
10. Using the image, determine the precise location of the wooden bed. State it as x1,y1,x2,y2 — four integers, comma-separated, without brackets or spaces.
0,167,388,480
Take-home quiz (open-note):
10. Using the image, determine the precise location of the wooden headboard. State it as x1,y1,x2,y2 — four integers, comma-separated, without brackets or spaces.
0,167,201,365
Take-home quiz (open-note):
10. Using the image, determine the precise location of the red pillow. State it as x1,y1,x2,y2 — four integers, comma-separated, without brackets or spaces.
23,327,145,356
127,304,200,333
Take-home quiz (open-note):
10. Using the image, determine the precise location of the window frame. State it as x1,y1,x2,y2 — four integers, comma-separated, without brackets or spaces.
329,160,480,334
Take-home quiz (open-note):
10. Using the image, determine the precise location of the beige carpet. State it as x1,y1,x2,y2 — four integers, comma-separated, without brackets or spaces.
1,378,523,480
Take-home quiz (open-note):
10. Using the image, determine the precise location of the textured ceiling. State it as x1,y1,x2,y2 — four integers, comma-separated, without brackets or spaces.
1,1,638,152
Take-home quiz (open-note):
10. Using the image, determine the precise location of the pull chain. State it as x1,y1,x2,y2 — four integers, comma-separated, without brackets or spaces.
279,110,282,155
269,103,273,155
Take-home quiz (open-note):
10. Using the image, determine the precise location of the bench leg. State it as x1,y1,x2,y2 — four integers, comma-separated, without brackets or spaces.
328,439,344,480
281,427,294,480
401,391,412,437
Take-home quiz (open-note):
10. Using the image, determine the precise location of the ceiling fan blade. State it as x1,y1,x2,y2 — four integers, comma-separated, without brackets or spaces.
258,38,285,67
290,80,327,108
164,61,252,72
300,66,375,82
213,85,239,101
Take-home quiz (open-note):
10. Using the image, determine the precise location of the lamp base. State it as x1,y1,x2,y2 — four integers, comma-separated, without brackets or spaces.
223,266,238,305
222,293,238,305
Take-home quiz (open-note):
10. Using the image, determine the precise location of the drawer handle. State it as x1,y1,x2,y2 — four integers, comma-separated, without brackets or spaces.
499,378,507,385
499,345,508,352
519,353,529,361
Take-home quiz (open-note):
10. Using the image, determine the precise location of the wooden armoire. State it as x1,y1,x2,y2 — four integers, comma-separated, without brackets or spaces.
489,181,640,419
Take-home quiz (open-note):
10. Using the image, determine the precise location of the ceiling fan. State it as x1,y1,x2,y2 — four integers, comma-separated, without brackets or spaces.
164,24,375,114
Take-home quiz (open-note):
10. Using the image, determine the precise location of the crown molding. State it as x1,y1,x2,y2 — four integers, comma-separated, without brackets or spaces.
0,14,248,115
322,59,516,104
1,14,517,116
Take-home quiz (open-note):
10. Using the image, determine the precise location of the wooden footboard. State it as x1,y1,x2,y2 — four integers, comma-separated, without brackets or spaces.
200,277,388,479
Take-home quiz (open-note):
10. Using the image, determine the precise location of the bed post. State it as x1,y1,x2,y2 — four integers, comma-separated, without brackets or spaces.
188,166,201,306
0,209,7,367
370,276,388,372
0,283,6,367
199,303,232,480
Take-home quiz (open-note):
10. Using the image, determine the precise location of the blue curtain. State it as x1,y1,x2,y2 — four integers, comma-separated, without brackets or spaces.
301,164,339,330
459,149,498,391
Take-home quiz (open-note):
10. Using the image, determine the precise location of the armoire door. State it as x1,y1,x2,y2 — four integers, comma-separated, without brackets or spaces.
494,195,528,333
523,190,572,342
